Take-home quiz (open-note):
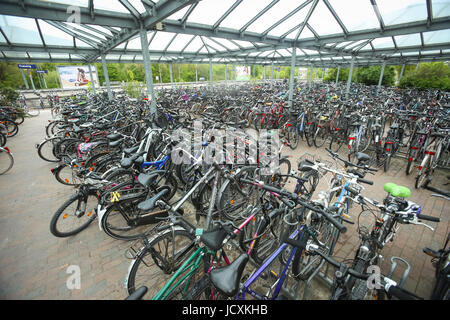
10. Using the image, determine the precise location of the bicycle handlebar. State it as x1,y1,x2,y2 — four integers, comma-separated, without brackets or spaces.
239,178,347,233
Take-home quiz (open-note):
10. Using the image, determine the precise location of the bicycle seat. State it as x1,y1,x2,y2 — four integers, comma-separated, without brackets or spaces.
108,138,123,148
384,183,411,198
137,172,160,187
209,253,249,297
137,189,169,211
355,152,371,164
107,133,121,141
298,159,314,172
200,226,229,251
123,145,139,155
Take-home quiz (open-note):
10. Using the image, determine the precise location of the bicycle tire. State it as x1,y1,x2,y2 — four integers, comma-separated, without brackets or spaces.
54,164,83,186
49,192,97,237
126,227,197,297
37,137,61,162
0,147,14,175
314,126,328,148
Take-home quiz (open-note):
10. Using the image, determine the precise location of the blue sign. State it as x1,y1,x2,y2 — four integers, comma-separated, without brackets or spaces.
37,70,48,74
17,64,37,69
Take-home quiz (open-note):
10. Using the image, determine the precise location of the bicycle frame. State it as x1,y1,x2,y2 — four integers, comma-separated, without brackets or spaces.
237,226,303,300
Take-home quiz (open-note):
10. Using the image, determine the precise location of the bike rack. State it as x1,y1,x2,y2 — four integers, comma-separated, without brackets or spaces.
387,256,411,288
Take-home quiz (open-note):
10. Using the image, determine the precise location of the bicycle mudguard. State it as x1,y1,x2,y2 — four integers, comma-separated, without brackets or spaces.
384,183,411,198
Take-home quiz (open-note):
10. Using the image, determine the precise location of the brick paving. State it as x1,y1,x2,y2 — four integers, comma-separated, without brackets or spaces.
0,111,448,300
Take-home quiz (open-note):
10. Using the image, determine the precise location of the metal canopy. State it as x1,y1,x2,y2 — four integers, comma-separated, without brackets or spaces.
0,0,449,67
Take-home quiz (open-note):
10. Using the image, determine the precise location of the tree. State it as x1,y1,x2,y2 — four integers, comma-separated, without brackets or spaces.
356,65,396,86
400,62,450,90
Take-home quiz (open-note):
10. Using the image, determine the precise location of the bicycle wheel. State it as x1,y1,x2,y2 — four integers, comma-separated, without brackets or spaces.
217,166,257,221
384,154,391,172
287,125,299,150
37,137,61,162
0,147,14,175
0,132,6,147
304,124,314,147
49,192,97,237
54,164,83,186
329,131,345,153
292,211,335,280
0,120,18,138
314,126,329,148
126,227,197,298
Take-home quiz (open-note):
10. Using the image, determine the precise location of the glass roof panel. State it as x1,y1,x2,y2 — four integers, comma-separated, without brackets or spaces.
328,0,379,32
3,51,28,58
246,0,301,33
84,24,113,37
75,38,92,48
211,38,239,50
149,32,177,51
202,37,227,52
0,15,43,45
47,0,88,6
166,34,195,51
376,0,427,26
285,25,314,40
308,0,344,36
187,0,235,26
94,1,130,13
371,37,395,49
219,0,272,30
183,36,203,52
50,53,70,59
232,40,254,48
126,36,142,50
128,0,147,14
267,1,311,37
394,33,422,47
423,29,450,44
166,6,191,21
0,31,6,43
28,52,51,58
433,0,450,18
39,20,74,46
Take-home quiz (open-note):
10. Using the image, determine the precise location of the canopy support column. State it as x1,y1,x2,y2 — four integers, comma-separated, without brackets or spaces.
377,61,386,94
88,63,96,95
169,63,174,89
20,69,29,89
335,66,340,85
288,46,297,111
270,62,274,89
29,70,35,91
345,57,355,100
139,28,156,113
101,54,112,101
225,64,227,86
209,58,213,90
399,64,405,84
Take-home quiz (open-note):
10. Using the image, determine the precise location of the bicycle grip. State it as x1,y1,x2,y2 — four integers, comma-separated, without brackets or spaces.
416,214,440,222
388,285,422,300
321,210,347,234
357,177,373,185
344,185,359,196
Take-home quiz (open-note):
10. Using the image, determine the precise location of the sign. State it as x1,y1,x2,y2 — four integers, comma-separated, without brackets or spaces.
37,70,48,74
56,65,99,89
235,66,251,81
18,64,37,69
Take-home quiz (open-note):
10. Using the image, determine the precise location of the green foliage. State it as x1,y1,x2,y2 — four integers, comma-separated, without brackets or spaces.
324,67,356,83
0,87,19,105
400,62,450,90
356,65,396,86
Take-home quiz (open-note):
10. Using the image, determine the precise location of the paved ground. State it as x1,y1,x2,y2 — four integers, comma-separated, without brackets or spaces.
0,110,448,300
